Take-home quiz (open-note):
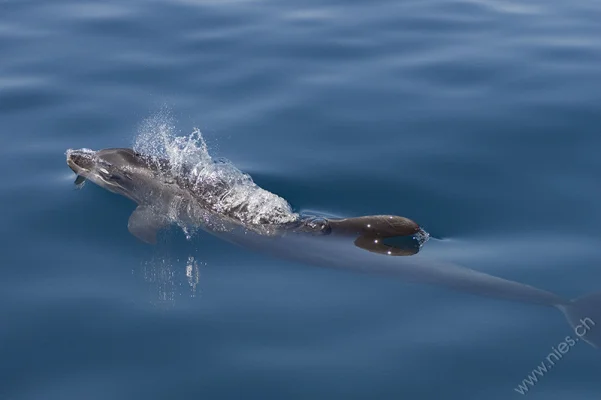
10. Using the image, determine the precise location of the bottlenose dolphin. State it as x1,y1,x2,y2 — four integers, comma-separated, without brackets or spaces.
66,147,601,347
66,148,424,253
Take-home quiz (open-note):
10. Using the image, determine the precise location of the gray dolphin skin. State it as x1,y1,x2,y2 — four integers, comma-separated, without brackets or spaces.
67,147,601,348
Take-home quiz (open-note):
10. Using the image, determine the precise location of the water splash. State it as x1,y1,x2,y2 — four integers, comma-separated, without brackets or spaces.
133,110,300,228
414,228,431,247
185,256,202,298
140,255,177,307
133,106,177,160
137,254,205,304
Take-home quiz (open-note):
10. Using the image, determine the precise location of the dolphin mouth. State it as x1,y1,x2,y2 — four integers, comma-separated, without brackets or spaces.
66,148,97,188
66,148,96,175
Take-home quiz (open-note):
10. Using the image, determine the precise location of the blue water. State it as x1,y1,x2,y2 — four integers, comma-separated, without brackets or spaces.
2,0,601,398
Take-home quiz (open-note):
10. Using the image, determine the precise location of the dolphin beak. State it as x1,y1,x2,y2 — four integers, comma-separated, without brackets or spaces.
66,148,97,188
66,148,96,174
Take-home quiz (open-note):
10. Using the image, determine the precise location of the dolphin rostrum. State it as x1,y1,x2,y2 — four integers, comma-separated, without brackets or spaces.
66,147,601,348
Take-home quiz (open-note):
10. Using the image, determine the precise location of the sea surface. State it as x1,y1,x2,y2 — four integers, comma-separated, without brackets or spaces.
2,0,601,398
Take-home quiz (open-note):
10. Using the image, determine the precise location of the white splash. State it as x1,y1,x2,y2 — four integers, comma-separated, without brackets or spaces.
133,110,300,228
414,228,431,247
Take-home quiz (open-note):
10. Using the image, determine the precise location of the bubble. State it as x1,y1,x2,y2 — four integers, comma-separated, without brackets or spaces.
133,110,300,237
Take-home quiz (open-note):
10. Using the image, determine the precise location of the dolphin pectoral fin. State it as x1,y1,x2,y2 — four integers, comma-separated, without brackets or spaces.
127,206,168,245
74,175,86,189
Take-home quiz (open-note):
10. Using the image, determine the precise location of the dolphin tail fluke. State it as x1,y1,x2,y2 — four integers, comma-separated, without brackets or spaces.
558,292,601,348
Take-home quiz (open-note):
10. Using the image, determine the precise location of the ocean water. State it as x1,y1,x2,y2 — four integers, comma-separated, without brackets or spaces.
2,0,601,398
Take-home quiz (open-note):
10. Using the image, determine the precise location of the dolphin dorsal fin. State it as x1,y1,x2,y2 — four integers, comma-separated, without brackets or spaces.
127,206,168,244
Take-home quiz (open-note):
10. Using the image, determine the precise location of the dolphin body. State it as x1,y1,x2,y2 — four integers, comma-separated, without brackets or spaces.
66,147,601,347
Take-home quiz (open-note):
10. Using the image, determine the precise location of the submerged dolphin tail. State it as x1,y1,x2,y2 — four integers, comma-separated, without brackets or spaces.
558,292,601,348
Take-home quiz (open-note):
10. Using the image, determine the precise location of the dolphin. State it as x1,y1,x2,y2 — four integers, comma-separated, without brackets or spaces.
66,147,601,348
66,148,424,253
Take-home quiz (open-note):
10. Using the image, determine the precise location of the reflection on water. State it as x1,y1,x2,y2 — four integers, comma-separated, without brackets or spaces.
138,254,203,305
185,256,201,298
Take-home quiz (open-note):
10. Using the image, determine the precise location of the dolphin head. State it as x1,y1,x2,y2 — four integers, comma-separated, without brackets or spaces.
66,148,161,203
